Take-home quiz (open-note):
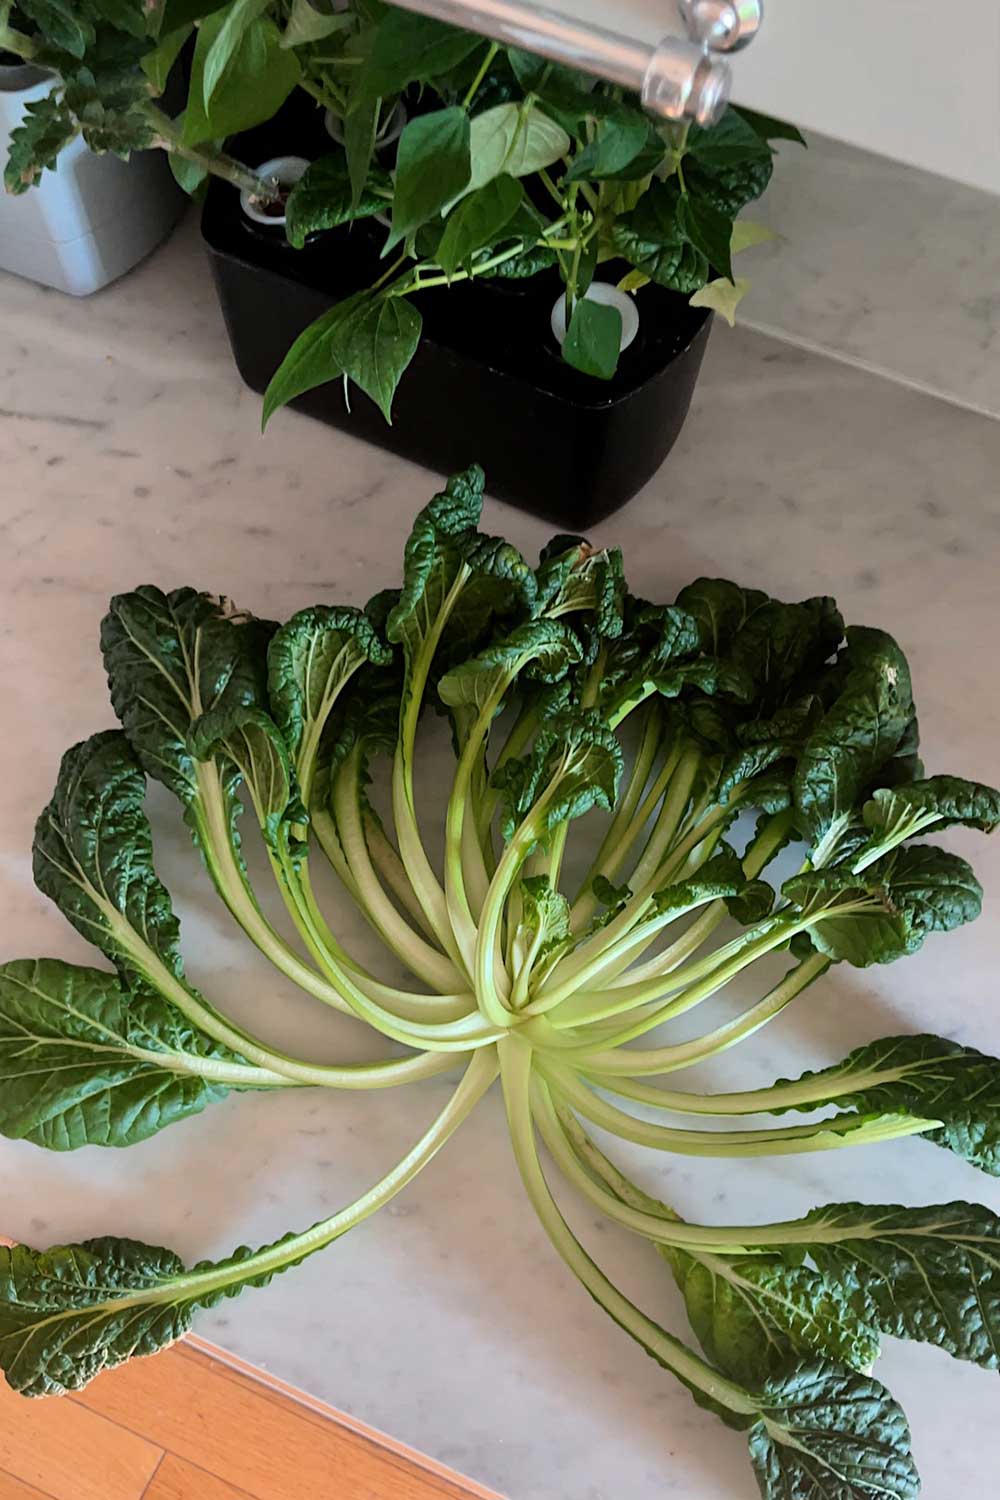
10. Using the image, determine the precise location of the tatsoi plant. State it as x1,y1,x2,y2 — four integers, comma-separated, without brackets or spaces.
0,0,800,411
3,469,1000,1500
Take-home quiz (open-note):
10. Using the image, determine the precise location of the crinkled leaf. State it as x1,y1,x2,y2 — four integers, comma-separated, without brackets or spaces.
611,180,708,293
492,710,622,841
32,731,183,984
535,540,625,638
806,1200,1000,1372
517,875,571,959
730,597,844,709
684,107,775,217
748,1363,919,1500
0,959,249,1151
770,1033,1000,1176
674,578,769,655
438,621,580,712
666,1246,880,1387
189,705,293,851
854,775,1000,868
794,627,914,849
266,605,390,800
285,155,389,249
101,585,275,806
0,1227,320,1397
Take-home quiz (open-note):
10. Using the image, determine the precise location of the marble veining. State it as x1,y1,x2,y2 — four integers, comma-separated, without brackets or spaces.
1,215,999,1499
743,130,1000,421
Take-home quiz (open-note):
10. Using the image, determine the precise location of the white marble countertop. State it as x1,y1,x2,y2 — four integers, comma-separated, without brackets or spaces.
2,214,999,1499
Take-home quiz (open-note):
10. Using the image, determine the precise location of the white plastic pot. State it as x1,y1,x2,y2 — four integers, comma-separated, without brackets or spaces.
239,156,310,228
324,99,407,151
0,63,182,296
550,282,640,355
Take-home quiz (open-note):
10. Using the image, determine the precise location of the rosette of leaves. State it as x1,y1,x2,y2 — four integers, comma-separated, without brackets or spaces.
2,465,1000,1500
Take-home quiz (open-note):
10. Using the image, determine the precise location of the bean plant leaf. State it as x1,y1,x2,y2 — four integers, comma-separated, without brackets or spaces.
200,0,270,109
0,959,252,1151
678,195,735,282
612,181,708,293
562,298,622,381
141,23,192,93
734,106,807,147
387,107,471,249
435,174,523,276
767,1033,1000,1176
17,0,93,57
364,8,481,97
263,292,422,425
182,14,301,147
564,111,650,183
281,0,352,47
683,107,775,217
464,103,571,194
748,1363,919,1500
285,156,389,249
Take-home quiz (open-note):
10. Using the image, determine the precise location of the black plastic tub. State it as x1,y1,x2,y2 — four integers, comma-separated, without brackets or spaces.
201,110,713,527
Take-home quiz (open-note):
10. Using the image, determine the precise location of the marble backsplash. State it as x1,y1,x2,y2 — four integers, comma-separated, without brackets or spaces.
739,129,1000,420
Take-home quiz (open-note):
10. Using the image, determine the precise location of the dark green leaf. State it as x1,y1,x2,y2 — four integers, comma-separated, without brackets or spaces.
32,731,185,983
157,0,228,31
344,93,379,209
734,106,807,147
769,1033,1000,1176
678,193,734,281
854,775,1000,868
0,958,257,1151
101,586,276,807
189,706,293,850
666,1246,880,1387
201,0,269,109
263,292,422,425
387,106,470,249
684,106,774,216
435,174,522,275
285,155,389,249
611,180,708,293
492,709,622,841
674,578,769,654
0,1226,322,1396
438,620,580,711
535,541,625,638
806,1200,1000,1372
17,0,93,57
794,627,914,849
364,8,480,97
748,1363,919,1500
564,110,651,183
562,297,621,380
182,14,301,147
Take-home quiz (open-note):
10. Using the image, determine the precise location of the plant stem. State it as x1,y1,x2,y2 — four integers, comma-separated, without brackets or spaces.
498,1036,759,1415
143,105,280,201
461,41,499,109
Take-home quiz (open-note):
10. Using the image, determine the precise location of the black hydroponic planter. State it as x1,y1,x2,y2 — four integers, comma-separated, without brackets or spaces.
201,110,713,528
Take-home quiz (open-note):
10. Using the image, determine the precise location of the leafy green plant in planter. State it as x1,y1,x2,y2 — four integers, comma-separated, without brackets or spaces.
0,0,801,421
3,467,1000,1500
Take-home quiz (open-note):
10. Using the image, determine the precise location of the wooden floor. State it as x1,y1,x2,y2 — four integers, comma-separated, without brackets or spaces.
0,1337,498,1500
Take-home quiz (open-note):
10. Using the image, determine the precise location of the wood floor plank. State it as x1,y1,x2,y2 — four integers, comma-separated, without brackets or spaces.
76,1346,482,1500
0,1472,59,1500
0,1376,161,1500
142,1455,252,1500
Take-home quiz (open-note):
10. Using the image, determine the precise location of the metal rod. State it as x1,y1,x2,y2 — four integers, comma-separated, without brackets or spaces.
389,0,735,123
